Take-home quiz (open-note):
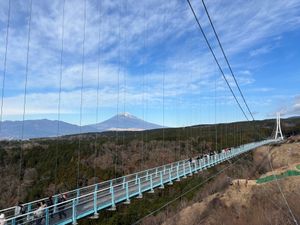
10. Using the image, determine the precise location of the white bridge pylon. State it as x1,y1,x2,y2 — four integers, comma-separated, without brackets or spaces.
275,112,284,140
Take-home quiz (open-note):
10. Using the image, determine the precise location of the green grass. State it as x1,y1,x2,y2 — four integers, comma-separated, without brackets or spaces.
296,165,300,170
256,170,300,184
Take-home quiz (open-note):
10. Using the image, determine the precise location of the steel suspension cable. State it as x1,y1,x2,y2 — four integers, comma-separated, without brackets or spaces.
122,0,128,175
214,65,217,152
186,0,249,121
199,94,202,156
201,0,255,121
54,0,66,193
140,0,146,171
162,2,166,157
191,77,194,155
175,64,179,161
0,0,11,133
19,0,33,199
77,0,86,188
94,0,102,184
115,0,121,178
144,2,149,168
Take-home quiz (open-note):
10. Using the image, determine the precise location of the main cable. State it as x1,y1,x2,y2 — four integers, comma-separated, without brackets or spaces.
186,0,249,121
201,0,255,121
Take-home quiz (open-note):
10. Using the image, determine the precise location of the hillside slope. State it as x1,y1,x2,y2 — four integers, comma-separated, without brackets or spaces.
161,137,300,225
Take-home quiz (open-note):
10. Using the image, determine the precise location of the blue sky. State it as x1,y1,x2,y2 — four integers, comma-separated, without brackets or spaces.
0,0,300,127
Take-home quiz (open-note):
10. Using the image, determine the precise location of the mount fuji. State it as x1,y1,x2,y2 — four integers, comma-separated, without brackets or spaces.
87,113,163,131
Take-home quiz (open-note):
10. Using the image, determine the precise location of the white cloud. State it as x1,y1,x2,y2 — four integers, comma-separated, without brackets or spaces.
249,45,273,57
283,95,300,116
0,0,300,124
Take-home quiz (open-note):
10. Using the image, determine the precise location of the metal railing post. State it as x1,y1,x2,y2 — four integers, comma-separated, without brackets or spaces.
53,196,58,213
202,159,205,169
72,199,77,225
27,203,31,213
183,163,187,178
27,203,32,220
159,171,164,189
45,207,49,225
149,174,154,193
76,189,80,204
124,181,130,204
110,180,113,193
109,186,116,210
122,177,126,189
137,178,142,198
93,185,99,217
168,168,173,185
176,164,180,181
189,162,193,176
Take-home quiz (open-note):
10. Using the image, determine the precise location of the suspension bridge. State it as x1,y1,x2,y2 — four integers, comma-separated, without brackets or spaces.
0,0,296,225
0,137,282,225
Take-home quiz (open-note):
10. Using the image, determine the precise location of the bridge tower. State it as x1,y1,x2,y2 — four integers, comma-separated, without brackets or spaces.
275,112,284,140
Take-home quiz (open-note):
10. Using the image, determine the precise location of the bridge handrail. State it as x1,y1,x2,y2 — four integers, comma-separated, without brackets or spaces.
2,157,198,223
0,151,188,214
0,155,197,219
0,142,247,220
0,149,198,216
0,140,264,217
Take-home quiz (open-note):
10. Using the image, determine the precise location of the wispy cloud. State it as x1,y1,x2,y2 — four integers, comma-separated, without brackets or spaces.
279,95,300,116
249,45,274,57
0,0,300,125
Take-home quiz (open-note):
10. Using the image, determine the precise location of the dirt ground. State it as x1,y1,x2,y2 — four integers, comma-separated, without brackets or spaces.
162,136,300,225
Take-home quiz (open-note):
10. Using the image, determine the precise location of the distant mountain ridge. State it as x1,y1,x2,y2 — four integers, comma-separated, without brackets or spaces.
0,113,163,140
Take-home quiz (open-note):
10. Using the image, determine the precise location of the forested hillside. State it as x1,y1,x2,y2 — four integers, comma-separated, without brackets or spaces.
0,117,299,212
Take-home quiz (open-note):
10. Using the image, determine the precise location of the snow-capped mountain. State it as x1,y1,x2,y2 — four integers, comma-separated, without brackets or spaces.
88,112,163,131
